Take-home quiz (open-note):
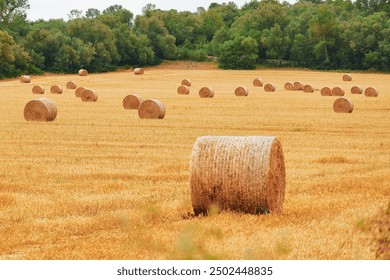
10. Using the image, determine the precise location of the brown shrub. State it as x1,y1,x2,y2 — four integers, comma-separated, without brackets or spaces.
24,98,57,122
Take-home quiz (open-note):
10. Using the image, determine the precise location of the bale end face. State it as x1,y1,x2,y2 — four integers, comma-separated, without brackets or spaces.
138,99,166,119
321,87,332,96
32,85,45,94
123,94,143,109
343,74,352,81
78,69,88,76
199,87,214,98
20,75,31,83
24,98,57,122
234,86,249,96
284,82,294,90
181,79,192,87
264,83,276,92
253,78,263,87
66,81,77,89
333,98,354,113
81,89,98,102
177,85,190,95
364,87,379,97
134,68,144,75
50,85,63,94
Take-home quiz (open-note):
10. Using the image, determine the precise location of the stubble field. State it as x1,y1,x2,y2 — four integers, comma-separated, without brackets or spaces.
0,62,389,260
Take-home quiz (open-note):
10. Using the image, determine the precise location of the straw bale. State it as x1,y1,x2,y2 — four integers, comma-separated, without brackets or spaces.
264,83,276,92
75,86,86,97
138,99,166,119
303,84,314,93
284,82,294,90
351,85,363,94
123,94,144,109
66,81,77,89
78,69,88,76
293,81,303,90
343,74,352,81
253,78,263,87
333,98,354,113
321,87,332,96
24,98,57,122
80,89,98,102
134,68,144,75
190,136,286,215
364,87,379,97
234,86,249,96
50,85,63,94
177,85,190,95
20,75,31,83
181,79,192,87
331,87,345,96
199,87,214,98
32,85,45,94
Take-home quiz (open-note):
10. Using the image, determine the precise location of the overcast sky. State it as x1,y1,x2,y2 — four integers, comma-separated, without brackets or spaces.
26,0,296,21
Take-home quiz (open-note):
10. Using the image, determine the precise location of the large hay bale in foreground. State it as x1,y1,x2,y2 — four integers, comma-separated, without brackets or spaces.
123,94,144,109
24,98,57,122
32,85,45,94
190,136,286,215
343,74,352,81
75,86,86,97
351,85,363,94
78,69,88,76
80,89,98,102
234,86,249,96
264,83,276,92
284,82,294,90
50,85,63,94
66,81,77,89
303,84,314,93
20,75,31,83
177,85,190,95
321,87,332,96
333,98,354,113
364,87,379,97
138,99,166,119
331,87,345,96
134,68,144,75
199,87,214,98
181,79,192,87
253,78,263,87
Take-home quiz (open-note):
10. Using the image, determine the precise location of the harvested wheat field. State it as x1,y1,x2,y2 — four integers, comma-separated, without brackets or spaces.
0,61,389,260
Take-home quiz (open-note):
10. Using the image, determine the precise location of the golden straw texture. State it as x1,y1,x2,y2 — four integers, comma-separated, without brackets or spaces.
123,94,144,109
66,81,77,89
253,78,263,87
293,81,303,90
343,74,352,81
23,98,57,122
199,87,214,98
321,87,332,96
32,85,45,94
81,89,98,102
303,84,314,93
75,87,86,97
50,85,63,94
351,85,363,94
333,98,354,113
284,82,294,90
234,86,249,96
177,85,190,95
138,99,166,119
264,83,276,92
364,87,379,97
331,87,345,96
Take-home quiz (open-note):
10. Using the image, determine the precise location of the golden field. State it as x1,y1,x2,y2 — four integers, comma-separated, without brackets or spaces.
0,62,389,260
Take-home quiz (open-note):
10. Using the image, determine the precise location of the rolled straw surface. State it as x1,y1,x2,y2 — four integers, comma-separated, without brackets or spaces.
66,81,77,89
190,136,286,215
177,85,190,95
181,79,191,87
123,94,144,109
138,99,166,119
20,75,31,83
351,85,363,94
24,98,57,122
253,78,263,87
81,89,98,102
284,82,294,90
321,87,332,96
134,68,144,75
303,84,314,93
78,69,88,76
343,74,352,81
333,98,354,113
50,85,63,94
264,83,276,92
331,87,345,96
364,87,379,97
32,85,45,94
234,86,249,96
293,81,303,90
75,86,86,97
199,87,214,98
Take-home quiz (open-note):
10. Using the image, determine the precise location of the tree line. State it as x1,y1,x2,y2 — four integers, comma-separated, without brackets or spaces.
0,0,389,78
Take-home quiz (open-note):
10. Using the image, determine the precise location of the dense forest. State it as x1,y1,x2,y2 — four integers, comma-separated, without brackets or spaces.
0,0,389,78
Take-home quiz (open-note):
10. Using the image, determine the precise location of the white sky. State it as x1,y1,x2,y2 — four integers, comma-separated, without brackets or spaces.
27,0,296,21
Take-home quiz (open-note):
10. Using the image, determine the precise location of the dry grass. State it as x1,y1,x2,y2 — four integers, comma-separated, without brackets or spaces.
0,62,389,260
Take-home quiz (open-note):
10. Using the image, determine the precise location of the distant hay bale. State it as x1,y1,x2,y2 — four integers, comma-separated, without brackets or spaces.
331,87,345,96
134,68,144,75
264,83,276,92
75,86,86,97
303,84,314,93
284,82,294,90
32,85,45,94
234,86,249,96
177,85,190,95
181,79,192,87
333,98,354,113
190,136,286,215
351,85,363,94
24,98,57,122
343,74,352,81
321,87,332,96
123,94,144,109
364,87,379,97
199,87,214,98
66,81,77,89
293,81,303,90
80,89,98,102
78,69,88,76
138,99,166,119
50,85,63,94
253,78,263,87
20,75,31,83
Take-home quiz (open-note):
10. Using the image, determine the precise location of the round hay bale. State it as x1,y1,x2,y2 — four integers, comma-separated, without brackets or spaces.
303,84,314,93
351,85,363,94
78,69,88,76
80,89,98,102
253,78,263,87
333,98,354,113
20,75,31,83
199,87,214,98
264,83,276,92
331,87,345,96
134,68,144,75
343,74,352,81
177,85,190,95
190,136,286,215
66,81,77,89
320,87,332,96
123,94,144,109
284,82,294,90
32,85,45,94
138,99,165,119
364,87,379,97
293,81,303,90
234,86,249,96
75,86,86,97
50,85,63,94
181,79,192,87
24,98,57,122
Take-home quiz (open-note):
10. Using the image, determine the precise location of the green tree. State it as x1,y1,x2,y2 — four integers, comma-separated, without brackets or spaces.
218,35,258,69
0,0,29,25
